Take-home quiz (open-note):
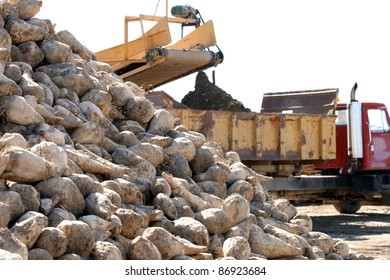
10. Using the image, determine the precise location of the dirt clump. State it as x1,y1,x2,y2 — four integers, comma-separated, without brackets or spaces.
181,71,251,112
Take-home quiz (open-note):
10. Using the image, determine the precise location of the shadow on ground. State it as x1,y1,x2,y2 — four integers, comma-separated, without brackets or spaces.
311,212,390,239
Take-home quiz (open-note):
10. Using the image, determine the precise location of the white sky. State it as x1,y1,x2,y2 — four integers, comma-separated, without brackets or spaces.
36,0,390,112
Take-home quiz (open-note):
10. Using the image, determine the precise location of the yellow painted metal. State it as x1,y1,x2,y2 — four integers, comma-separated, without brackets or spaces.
167,108,337,168
95,17,171,71
230,112,257,159
171,109,232,149
167,20,217,50
256,114,279,161
321,114,337,159
301,115,320,160
95,7,221,89
280,115,301,160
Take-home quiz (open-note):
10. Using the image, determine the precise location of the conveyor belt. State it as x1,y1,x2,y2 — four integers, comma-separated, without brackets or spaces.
95,15,223,90
117,48,222,89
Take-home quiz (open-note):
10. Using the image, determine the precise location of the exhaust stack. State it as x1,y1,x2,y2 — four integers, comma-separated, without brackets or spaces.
348,83,363,165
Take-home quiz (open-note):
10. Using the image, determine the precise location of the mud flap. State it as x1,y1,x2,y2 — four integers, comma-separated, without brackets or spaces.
351,174,382,194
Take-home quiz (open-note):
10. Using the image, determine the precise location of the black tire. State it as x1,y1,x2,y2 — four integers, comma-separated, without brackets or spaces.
333,200,362,214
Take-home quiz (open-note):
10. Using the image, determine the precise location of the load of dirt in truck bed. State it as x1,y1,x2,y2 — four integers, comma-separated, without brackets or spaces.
181,71,251,112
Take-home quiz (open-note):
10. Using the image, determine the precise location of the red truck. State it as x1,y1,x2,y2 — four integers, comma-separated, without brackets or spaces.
263,83,390,213
149,83,390,214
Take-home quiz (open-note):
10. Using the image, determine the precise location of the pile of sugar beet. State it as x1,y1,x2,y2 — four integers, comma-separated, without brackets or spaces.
0,0,372,260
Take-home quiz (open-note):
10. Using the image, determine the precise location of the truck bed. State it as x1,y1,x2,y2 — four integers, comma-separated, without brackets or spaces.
167,108,337,175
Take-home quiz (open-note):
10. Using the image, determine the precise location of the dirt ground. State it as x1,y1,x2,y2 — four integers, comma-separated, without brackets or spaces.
295,204,390,260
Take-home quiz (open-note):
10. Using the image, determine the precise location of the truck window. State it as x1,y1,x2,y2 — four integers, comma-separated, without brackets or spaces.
335,109,348,125
368,109,390,132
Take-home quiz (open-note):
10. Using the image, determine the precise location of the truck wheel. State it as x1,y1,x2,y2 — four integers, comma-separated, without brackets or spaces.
333,200,362,214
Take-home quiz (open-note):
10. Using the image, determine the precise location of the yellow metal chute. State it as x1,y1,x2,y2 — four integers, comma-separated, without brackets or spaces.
95,3,223,89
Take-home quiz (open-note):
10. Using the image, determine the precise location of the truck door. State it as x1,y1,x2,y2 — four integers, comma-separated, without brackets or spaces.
362,106,390,170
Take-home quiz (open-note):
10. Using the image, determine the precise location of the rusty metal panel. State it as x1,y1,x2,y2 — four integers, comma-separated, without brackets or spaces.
321,115,337,159
170,108,207,132
256,114,280,161
167,108,337,164
205,110,232,150
167,109,231,150
261,88,339,115
280,114,301,160
231,112,257,159
300,115,321,160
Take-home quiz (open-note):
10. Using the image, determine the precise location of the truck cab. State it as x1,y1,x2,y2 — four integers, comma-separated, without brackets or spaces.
299,87,390,213
318,102,390,173
261,84,390,213
359,103,390,171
